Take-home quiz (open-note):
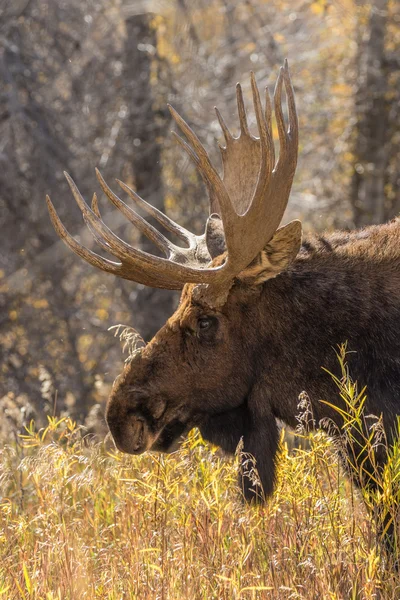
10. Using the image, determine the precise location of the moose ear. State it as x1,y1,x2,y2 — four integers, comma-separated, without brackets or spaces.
206,213,226,259
238,220,302,285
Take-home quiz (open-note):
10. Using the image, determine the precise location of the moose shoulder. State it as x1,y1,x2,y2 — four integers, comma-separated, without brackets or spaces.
46,62,400,505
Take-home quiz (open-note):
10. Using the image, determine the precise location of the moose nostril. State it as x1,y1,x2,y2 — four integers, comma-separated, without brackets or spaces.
130,416,145,451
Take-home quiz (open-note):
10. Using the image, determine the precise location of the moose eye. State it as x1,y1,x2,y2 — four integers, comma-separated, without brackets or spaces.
197,316,218,336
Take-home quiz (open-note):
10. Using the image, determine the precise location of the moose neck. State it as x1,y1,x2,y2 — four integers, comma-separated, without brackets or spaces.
251,222,400,432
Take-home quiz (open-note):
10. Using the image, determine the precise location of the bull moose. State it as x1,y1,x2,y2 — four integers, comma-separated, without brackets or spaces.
47,62,400,510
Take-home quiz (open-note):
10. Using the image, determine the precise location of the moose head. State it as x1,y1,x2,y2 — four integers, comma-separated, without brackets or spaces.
47,61,299,483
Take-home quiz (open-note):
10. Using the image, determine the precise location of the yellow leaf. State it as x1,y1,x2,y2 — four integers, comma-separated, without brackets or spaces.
32,298,49,309
310,1,325,15
150,15,164,28
96,308,109,321
331,83,352,97
242,42,256,52
23,563,32,595
165,193,176,211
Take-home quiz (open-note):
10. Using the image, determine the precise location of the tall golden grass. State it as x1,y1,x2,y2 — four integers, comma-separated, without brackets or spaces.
1,350,399,599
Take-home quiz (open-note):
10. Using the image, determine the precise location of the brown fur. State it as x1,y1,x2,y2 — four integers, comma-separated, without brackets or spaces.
106,218,400,505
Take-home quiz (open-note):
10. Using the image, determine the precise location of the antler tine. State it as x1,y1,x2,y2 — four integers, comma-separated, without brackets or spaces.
114,177,196,247
215,107,233,147
264,87,275,168
265,86,272,130
86,192,115,252
95,169,173,257
273,67,286,159
91,193,101,218
274,60,298,175
283,58,298,149
171,130,222,217
168,104,237,236
168,131,218,215
249,72,274,199
46,194,121,275
236,83,250,136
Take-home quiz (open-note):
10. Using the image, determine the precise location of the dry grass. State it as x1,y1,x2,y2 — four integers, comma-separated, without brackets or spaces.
0,410,399,600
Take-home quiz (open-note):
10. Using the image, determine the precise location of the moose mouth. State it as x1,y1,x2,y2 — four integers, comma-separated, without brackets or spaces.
111,414,152,455
110,414,190,456
150,419,190,453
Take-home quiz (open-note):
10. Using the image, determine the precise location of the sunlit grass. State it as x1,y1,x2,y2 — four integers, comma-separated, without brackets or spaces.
0,401,399,600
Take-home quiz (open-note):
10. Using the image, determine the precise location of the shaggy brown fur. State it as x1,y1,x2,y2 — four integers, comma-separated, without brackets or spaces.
106,218,400,507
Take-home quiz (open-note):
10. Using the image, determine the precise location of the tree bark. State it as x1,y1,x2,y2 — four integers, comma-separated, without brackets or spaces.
122,13,177,340
351,0,389,226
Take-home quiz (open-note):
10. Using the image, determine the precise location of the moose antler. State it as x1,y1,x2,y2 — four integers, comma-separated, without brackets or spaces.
47,60,298,304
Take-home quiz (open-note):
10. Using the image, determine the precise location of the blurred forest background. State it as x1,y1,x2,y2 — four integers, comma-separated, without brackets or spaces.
0,0,399,432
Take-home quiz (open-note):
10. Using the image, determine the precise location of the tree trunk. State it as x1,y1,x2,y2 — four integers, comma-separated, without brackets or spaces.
122,13,177,340
351,0,389,226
